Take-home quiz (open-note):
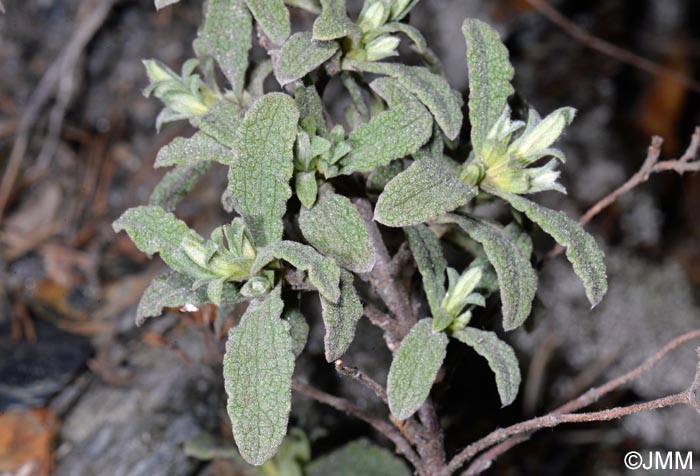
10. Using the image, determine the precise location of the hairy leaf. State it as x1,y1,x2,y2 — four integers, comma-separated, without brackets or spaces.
387,318,448,420
405,225,454,330
252,241,341,302
285,0,321,13
227,93,299,246
149,162,212,211
155,132,234,168
191,100,242,148
224,289,294,465
113,206,212,279
462,19,514,153
299,190,376,273
295,171,318,208
496,191,608,307
320,269,362,362
345,61,463,140
273,32,338,86
284,309,309,357
452,328,521,407
155,0,180,9
375,158,476,227
306,439,411,476
340,78,432,174
244,0,290,45
193,0,252,98
137,271,242,325
313,0,359,41
441,214,537,331
295,83,326,136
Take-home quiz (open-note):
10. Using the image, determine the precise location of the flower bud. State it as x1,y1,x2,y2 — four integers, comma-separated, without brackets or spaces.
358,2,388,32
508,107,575,162
364,35,400,61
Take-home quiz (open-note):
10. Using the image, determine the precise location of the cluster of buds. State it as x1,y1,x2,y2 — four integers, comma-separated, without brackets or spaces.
461,106,575,195
181,218,274,302
347,0,415,62
143,59,219,130
441,266,486,330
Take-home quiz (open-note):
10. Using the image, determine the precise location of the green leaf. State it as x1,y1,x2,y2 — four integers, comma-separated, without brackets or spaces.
440,214,537,331
375,158,477,227
155,0,180,9
113,206,213,279
295,83,326,136
227,93,299,247
387,318,448,420
306,440,412,476
273,32,338,86
452,328,521,407
248,60,273,98
313,0,359,41
462,19,514,153
299,189,376,273
191,100,242,149
149,162,212,211
366,161,403,193
284,0,321,13
344,61,463,140
340,78,432,174
404,225,453,331
193,0,252,98
155,132,234,168
137,271,242,325
251,241,341,302
496,191,608,307
295,171,318,208
224,288,294,465
184,433,247,463
244,0,290,45
284,309,309,357
319,269,362,362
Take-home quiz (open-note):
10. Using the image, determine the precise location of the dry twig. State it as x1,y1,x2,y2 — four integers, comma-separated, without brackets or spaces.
524,0,700,93
444,329,700,476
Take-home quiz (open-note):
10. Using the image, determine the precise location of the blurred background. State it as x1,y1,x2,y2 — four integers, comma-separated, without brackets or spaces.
0,1,699,475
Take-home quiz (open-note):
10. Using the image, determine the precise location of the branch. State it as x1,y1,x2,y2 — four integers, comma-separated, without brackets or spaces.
443,329,700,476
354,198,416,337
292,379,424,473
334,360,387,403
524,0,700,93
548,127,700,260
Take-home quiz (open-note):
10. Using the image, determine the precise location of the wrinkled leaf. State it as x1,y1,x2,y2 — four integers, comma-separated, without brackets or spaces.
193,0,252,98
320,269,362,362
306,439,411,476
155,131,233,168
191,100,242,148
224,288,294,465
340,78,432,174
227,93,299,247
149,162,212,211
366,161,403,193
405,225,453,330
387,318,448,420
137,271,242,325
273,32,338,86
375,158,476,227
252,241,341,302
313,0,359,41
299,189,376,273
295,83,326,135
440,214,537,331
284,309,309,357
113,206,212,279
496,191,607,307
248,60,273,98
244,0,290,45
345,61,463,140
452,327,521,407
462,19,514,153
